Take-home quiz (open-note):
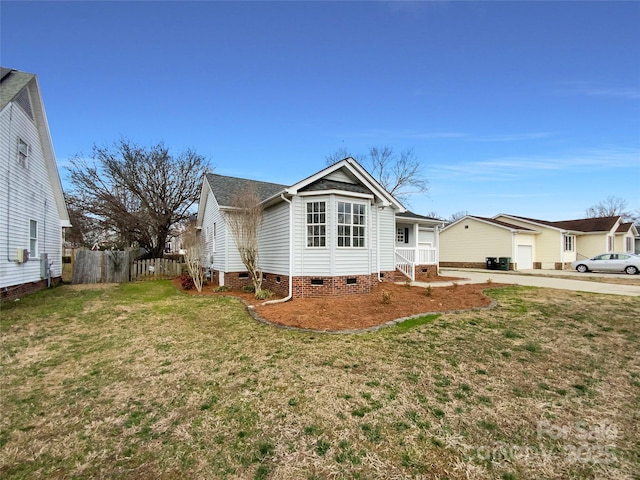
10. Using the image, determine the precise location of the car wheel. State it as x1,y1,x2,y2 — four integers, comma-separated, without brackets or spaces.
576,264,589,273
625,265,639,275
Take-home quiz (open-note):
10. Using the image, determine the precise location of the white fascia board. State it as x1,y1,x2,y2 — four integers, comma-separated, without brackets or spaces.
31,77,70,226
195,177,211,227
297,190,374,200
287,158,404,211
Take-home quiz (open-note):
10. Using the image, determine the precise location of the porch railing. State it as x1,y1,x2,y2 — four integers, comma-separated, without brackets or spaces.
395,247,437,281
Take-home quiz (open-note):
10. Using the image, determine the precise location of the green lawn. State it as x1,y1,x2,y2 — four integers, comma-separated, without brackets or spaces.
1,281,638,479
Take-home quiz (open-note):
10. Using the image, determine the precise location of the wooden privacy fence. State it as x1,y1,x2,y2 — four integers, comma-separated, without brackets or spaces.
72,250,131,284
130,258,183,281
72,251,183,284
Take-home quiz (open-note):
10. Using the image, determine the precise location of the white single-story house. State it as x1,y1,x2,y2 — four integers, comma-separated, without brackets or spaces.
440,214,638,270
0,67,71,301
196,158,441,298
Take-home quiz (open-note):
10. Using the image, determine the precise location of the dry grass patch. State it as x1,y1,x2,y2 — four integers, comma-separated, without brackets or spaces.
1,282,638,479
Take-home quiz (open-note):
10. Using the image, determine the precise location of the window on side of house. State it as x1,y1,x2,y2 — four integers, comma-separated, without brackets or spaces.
29,219,38,257
563,234,575,252
607,235,614,252
17,138,29,168
396,227,405,243
306,201,326,247
626,237,633,252
337,201,366,248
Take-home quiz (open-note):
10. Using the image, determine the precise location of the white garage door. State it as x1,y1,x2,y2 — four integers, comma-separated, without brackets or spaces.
517,245,533,270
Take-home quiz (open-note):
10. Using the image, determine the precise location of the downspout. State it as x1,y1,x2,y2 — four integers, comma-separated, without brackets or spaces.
435,224,441,275
377,206,382,281
262,194,293,304
511,231,516,271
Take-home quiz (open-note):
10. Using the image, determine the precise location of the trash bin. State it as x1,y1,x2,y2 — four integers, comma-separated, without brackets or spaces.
498,257,511,271
486,257,498,270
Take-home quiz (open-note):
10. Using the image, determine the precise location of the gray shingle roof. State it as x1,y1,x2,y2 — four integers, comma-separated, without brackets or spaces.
205,173,287,207
473,216,536,231
397,211,442,222
0,67,35,111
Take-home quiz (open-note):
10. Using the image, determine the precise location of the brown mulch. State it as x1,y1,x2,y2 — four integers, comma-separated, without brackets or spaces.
172,277,506,332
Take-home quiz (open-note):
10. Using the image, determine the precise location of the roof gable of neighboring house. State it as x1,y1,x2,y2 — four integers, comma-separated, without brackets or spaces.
1,67,70,227
444,215,538,233
496,214,622,234
616,222,639,236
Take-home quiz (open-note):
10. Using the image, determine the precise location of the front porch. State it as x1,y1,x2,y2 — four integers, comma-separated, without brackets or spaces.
395,247,438,281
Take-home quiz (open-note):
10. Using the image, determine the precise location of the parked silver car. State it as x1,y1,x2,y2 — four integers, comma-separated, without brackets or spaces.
571,253,640,275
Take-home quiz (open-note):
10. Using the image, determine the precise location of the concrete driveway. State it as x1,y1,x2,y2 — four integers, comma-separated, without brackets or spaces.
432,268,640,297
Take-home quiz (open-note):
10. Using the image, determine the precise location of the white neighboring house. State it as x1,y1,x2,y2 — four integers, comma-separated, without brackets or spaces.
196,158,441,298
0,67,71,301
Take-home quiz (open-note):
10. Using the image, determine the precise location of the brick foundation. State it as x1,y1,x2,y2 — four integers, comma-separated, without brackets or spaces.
218,269,414,299
1,277,62,303
440,261,487,269
414,264,438,282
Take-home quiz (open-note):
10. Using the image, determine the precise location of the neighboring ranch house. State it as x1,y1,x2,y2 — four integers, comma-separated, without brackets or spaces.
440,214,638,271
0,68,71,301
196,158,441,298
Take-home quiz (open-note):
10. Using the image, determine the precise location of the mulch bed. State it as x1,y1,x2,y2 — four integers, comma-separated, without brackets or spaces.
172,277,505,332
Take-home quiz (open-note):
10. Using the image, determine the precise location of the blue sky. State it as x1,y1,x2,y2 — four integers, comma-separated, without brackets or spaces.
2,1,639,220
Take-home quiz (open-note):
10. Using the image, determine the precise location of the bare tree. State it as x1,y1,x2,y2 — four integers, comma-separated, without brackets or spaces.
67,140,209,257
181,220,206,292
448,210,469,223
585,196,633,221
325,145,428,204
225,187,265,297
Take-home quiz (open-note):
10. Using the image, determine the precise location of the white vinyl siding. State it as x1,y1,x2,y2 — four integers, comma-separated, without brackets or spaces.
259,202,290,274
0,97,64,289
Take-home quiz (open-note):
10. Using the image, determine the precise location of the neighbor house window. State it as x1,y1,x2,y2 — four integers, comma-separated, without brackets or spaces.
337,201,366,248
17,138,29,168
563,234,575,252
607,236,614,252
626,237,633,252
29,219,38,256
306,201,326,247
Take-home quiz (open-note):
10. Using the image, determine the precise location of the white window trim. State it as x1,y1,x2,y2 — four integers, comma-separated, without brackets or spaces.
17,138,29,168
306,200,327,248
563,234,575,252
29,219,38,258
337,201,367,249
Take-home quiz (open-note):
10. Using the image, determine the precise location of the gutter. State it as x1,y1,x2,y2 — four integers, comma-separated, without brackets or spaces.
262,194,293,304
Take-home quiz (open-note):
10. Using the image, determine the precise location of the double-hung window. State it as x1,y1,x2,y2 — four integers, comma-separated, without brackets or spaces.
306,201,326,247
563,234,575,252
29,219,38,257
17,138,29,168
337,201,366,247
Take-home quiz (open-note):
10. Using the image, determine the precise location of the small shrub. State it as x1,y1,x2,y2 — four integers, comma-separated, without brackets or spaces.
486,278,493,285
242,285,256,293
214,285,229,292
180,274,195,290
381,290,392,304
424,285,432,297
404,278,412,288
255,289,274,300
